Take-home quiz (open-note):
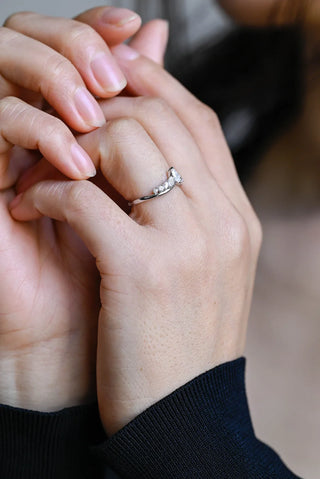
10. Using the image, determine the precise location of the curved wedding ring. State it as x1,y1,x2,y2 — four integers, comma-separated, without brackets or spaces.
129,167,183,206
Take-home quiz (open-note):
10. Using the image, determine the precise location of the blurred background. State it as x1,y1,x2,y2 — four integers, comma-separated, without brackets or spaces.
1,1,319,478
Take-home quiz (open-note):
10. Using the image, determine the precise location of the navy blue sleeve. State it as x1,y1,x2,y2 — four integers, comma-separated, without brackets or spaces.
96,358,301,478
0,403,106,478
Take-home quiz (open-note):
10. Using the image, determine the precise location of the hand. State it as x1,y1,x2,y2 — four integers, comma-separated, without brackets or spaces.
10,49,262,434
0,6,143,412
1,7,143,128
14,10,169,191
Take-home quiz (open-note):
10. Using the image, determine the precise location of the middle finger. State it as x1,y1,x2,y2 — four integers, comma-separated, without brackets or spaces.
4,10,141,97
0,27,106,132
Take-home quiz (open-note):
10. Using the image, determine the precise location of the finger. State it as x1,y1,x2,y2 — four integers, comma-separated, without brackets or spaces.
16,159,64,194
217,0,318,27
15,158,131,217
6,147,40,189
5,10,138,97
99,96,211,202
0,27,105,132
77,119,188,224
129,20,169,66
0,97,96,189
0,74,43,111
0,75,19,99
75,6,142,46
111,44,250,214
9,179,136,268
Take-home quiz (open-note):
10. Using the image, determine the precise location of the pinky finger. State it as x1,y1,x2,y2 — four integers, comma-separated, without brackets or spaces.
0,97,96,186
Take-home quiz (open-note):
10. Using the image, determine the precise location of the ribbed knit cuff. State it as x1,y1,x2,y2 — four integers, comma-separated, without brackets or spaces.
96,358,248,478
95,358,299,479
0,403,105,479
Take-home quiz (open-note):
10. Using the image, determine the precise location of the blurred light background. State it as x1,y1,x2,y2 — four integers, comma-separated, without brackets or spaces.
0,1,319,478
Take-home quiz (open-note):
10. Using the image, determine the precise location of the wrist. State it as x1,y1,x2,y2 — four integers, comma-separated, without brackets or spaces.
0,344,96,411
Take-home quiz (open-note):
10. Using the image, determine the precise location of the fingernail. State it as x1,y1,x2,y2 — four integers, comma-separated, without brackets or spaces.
71,144,96,177
74,87,106,127
91,53,127,92
112,44,140,62
101,7,139,27
9,193,23,211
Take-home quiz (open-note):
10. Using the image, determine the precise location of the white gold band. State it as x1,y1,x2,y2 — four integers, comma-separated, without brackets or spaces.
129,167,183,206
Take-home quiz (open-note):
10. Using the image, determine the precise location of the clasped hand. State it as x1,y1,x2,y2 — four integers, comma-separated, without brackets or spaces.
0,6,261,437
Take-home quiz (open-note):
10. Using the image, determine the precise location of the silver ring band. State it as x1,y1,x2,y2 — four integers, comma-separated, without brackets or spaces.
129,167,183,206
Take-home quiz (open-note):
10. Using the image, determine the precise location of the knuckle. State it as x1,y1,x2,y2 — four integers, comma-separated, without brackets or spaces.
65,180,92,218
106,117,142,139
225,211,250,261
41,54,75,97
0,96,18,115
41,116,71,144
137,96,169,116
65,22,97,49
0,97,26,124
195,101,221,130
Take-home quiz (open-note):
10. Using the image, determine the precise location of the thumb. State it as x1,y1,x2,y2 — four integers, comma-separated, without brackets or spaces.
74,6,142,46
129,19,169,66
9,180,135,265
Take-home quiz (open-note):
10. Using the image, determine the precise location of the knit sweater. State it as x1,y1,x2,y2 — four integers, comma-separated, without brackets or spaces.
0,358,301,478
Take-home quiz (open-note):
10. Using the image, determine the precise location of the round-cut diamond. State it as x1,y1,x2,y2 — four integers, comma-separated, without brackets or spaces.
159,185,165,192
164,181,169,189
168,177,175,187
170,168,183,184
153,187,159,195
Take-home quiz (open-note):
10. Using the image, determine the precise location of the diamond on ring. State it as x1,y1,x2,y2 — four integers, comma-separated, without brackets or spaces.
129,167,184,206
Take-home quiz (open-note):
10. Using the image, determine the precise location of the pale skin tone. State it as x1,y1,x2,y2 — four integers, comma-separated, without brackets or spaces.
0,6,163,411
2,2,319,447
0,4,262,437
7,3,305,439
9,47,262,435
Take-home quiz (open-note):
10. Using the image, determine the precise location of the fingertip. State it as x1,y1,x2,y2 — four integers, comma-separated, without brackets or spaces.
70,143,97,179
129,19,169,65
99,7,141,28
76,6,142,46
73,87,106,130
9,191,42,221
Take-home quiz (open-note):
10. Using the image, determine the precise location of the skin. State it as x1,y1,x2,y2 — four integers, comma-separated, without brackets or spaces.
10,45,261,435
2,0,317,442
0,6,161,411
0,5,260,440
